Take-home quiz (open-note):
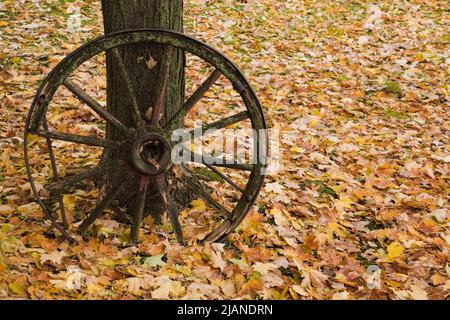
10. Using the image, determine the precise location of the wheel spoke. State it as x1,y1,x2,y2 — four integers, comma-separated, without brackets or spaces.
183,149,254,172
203,163,248,196
130,176,149,244
156,175,184,244
37,130,121,149
189,111,250,136
43,206,76,243
63,79,130,136
180,171,232,219
180,145,253,171
183,69,221,115
78,180,126,234
208,162,254,171
151,47,173,126
46,159,122,193
111,47,144,127
42,118,68,228
151,78,169,126
165,69,221,128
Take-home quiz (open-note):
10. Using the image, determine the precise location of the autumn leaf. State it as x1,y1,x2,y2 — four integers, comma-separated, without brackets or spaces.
0,246,9,271
409,285,428,300
383,80,402,94
387,242,404,261
220,279,236,297
252,262,277,275
0,205,15,216
0,0,447,301
40,251,67,265
190,199,206,212
152,277,172,299
264,182,284,194
146,56,158,70
8,282,27,297
143,254,167,268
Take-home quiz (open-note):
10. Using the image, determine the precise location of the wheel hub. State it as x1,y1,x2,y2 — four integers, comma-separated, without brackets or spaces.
129,130,172,176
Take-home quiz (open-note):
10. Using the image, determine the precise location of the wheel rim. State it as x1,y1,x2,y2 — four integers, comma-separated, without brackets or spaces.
24,29,268,244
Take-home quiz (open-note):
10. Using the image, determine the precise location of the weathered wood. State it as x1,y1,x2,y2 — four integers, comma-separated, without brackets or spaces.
23,27,268,244
181,174,232,219
156,175,184,244
63,79,130,135
187,111,250,135
166,69,221,128
78,180,126,233
42,118,68,228
183,147,254,172
38,130,121,149
102,0,184,131
111,48,144,128
102,0,185,218
210,162,254,171
151,48,174,125
203,163,247,195
29,95,47,134
130,176,149,244
46,159,121,192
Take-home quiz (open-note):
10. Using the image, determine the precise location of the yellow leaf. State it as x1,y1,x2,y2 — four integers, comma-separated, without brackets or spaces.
0,247,8,272
192,251,203,261
334,196,354,211
387,242,404,261
290,146,303,154
379,209,400,221
269,207,282,216
11,57,21,65
191,199,206,212
63,194,76,212
26,133,38,147
172,264,191,276
430,274,446,286
87,283,104,295
415,53,425,61
62,195,76,223
386,280,401,288
311,109,321,117
328,222,348,238
308,116,320,128
0,21,8,27
8,282,27,297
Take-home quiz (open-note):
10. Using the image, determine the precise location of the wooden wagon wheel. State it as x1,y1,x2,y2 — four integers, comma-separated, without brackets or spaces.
24,29,268,245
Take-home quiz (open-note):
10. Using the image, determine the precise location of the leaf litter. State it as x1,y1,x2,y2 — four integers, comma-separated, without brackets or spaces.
0,0,448,300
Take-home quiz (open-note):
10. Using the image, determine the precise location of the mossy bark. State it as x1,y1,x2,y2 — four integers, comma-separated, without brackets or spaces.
101,0,187,220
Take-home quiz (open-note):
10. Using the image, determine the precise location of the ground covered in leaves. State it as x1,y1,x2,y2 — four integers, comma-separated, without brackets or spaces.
0,0,449,300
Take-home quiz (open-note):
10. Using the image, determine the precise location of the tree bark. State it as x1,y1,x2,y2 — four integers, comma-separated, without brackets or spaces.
101,0,185,220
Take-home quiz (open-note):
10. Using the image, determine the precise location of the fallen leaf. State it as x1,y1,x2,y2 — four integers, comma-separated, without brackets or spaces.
143,254,167,268
40,251,67,265
8,282,27,297
409,285,428,300
191,199,206,212
146,56,158,70
387,242,404,261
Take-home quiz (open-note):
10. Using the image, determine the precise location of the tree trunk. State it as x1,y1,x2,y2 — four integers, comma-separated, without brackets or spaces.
101,0,185,220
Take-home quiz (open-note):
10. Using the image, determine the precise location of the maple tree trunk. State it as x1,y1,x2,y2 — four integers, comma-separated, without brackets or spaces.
101,0,186,220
